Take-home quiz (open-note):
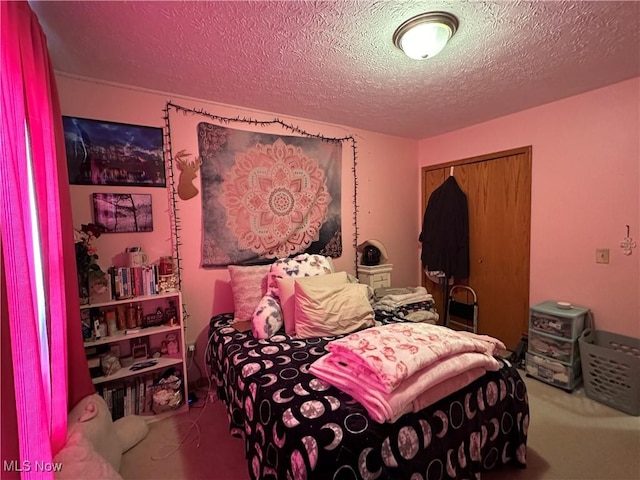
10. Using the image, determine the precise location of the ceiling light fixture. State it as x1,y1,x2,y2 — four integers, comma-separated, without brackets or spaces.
393,11,459,60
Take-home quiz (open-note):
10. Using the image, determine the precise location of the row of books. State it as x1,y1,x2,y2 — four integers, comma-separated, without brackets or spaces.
109,265,160,299
99,374,159,420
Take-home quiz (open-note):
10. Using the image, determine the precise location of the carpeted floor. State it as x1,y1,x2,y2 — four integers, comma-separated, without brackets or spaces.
120,373,640,480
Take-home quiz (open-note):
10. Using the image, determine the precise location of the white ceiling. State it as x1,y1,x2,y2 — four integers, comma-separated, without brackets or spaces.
31,1,640,139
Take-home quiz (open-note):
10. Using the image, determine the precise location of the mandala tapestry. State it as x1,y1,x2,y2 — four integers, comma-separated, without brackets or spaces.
198,123,342,267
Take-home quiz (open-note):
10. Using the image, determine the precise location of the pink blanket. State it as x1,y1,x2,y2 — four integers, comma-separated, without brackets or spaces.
326,322,493,393
456,331,506,356
310,351,499,423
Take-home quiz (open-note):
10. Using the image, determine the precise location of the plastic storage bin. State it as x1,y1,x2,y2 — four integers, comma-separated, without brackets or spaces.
579,329,640,416
529,301,589,340
528,329,578,364
526,352,582,391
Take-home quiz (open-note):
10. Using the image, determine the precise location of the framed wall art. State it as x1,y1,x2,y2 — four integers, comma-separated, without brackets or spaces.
62,116,165,187
92,193,153,233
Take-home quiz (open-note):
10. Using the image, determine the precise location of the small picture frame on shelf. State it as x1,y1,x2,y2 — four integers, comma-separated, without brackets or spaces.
165,333,179,356
88,272,112,304
132,344,148,360
130,337,149,360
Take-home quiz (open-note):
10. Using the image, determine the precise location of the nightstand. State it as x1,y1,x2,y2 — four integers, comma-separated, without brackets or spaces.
358,264,393,289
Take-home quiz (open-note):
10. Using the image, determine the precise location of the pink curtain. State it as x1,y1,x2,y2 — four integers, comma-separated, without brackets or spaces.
1,253,20,479
0,1,95,475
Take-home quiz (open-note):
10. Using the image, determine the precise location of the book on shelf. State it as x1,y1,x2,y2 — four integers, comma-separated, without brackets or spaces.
122,268,130,298
137,377,145,415
99,373,161,419
111,385,123,421
109,265,160,300
144,375,155,413
104,388,112,417
125,383,132,417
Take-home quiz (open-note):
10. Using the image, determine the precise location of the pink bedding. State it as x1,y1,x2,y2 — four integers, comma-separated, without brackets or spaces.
325,322,495,393
311,323,504,423
311,350,498,423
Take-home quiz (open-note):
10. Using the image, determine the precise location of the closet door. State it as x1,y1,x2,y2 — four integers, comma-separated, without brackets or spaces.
421,147,531,350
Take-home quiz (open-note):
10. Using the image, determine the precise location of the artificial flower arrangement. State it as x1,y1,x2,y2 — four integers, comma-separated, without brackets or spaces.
74,223,109,303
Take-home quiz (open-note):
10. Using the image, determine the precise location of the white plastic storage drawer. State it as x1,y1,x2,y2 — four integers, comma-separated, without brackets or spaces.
526,352,582,391
528,329,579,365
529,301,589,340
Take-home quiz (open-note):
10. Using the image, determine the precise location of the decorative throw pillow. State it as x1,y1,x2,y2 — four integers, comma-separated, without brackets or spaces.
265,253,334,295
228,264,270,323
251,254,334,339
251,294,283,339
277,271,350,335
294,282,375,338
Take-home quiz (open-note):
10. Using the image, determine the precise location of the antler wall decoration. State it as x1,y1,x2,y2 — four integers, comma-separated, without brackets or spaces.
174,149,202,200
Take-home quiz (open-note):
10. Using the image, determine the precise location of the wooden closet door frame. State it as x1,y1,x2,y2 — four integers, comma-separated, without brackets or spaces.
420,146,532,348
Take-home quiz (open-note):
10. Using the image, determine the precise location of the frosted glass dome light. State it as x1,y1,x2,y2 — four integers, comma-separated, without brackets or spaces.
393,12,459,60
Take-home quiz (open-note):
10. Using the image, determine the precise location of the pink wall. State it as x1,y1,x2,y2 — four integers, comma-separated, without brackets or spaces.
418,78,640,339
57,75,420,365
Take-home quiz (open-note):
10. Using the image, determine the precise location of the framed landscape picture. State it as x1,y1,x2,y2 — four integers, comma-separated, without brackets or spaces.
63,116,165,187
93,193,153,233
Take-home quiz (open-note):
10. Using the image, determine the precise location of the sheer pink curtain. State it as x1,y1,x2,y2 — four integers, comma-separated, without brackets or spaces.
1,1,94,475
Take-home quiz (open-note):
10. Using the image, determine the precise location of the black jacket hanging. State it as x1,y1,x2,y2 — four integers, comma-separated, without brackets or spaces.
419,175,469,280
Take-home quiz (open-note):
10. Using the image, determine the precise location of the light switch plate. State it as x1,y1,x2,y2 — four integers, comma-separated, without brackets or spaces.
596,248,610,264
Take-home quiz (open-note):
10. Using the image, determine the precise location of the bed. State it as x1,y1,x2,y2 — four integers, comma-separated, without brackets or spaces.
207,301,529,480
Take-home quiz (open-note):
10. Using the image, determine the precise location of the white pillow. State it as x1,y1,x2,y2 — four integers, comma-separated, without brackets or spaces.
294,282,375,339
277,271,350,335
251,254,333,338
228,264,270,323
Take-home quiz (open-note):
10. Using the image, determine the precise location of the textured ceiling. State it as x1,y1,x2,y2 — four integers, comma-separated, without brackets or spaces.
31,1,640,139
